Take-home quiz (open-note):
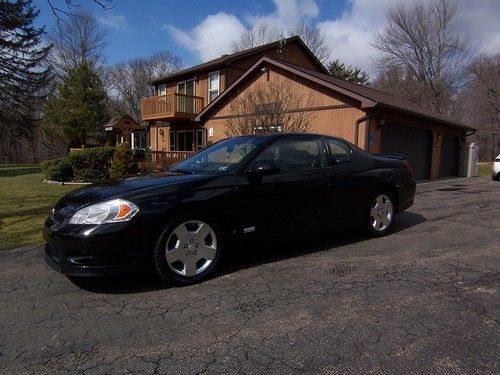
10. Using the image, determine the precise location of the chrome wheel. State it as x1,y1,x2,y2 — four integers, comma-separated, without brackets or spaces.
165,220,217,277
370,194,393,232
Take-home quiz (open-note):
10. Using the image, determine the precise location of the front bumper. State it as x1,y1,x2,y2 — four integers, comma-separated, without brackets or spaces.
43,220,152,277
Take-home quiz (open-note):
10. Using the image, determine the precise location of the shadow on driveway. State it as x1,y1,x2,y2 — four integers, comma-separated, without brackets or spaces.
70,211,426,294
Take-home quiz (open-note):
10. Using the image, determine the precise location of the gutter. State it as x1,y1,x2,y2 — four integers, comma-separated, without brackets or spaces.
355,107,380,149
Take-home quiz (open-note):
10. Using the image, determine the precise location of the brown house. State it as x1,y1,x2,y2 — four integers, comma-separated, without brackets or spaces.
141,36,474,180
141,36,326,158
104,115,147,148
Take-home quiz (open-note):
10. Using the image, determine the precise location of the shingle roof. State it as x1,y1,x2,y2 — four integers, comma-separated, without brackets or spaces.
150,36,328,85
196,56,474,131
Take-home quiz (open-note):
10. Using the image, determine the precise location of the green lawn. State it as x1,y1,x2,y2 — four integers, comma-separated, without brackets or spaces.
0,164,78,250
477,162,493,177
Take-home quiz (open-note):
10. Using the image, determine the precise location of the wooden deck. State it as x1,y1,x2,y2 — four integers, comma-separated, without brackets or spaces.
141,94,204,121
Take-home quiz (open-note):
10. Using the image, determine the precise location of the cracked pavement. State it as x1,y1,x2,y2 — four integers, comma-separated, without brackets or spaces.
0,177,499,374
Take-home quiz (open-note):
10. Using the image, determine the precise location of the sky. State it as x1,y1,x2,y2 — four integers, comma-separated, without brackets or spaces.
33,0,500,76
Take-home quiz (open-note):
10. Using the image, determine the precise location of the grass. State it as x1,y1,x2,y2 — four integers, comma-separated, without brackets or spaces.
0,164,78,251
477,162,493,177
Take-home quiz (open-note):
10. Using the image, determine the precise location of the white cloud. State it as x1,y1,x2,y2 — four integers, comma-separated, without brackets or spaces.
165,12,246,62
318,0,500,75
247,0,319,29
166,0,500,73
99,14,127,31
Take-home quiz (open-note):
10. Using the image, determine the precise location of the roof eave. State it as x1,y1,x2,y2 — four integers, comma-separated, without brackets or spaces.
378,103,476,131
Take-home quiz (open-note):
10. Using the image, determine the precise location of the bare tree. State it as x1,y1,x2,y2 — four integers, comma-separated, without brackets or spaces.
373,0,470,114
231,22,330,64
231,24,282,52
106,51,182,122
46,9,106,77
45,0,112,20
225,81,313,137
458,54,500,161
289,21,330,64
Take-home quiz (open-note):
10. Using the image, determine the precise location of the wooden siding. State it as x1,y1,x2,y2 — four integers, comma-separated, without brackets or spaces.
204,64,367,146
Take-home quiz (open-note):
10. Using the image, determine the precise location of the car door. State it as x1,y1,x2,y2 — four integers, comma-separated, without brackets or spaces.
234,135,330,239
323,138,361,228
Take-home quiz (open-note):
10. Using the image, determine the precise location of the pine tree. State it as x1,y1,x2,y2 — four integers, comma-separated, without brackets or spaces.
0,0,51,160
327,59,370,85
42,63,109,147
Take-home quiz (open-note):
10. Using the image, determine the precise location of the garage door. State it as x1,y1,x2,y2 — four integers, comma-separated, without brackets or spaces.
439,134,460,178
381,124,432,180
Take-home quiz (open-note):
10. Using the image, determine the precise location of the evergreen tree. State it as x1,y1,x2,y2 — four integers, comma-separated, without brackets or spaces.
42,63,109,147
327,59,370,85
0,0,51,160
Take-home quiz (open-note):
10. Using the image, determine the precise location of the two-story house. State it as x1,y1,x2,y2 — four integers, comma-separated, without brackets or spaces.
141,36,474,180
141,36,327,159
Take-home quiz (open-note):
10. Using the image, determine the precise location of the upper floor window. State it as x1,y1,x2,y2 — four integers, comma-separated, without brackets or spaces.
208,71,219,103
177,79,195,96
157,84,166,96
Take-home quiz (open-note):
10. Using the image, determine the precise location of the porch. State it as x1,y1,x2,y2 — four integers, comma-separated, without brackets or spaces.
151,150,195,171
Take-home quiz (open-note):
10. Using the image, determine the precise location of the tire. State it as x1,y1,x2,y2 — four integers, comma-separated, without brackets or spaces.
154,213,223,285
366,191,395,237
492,174,499,181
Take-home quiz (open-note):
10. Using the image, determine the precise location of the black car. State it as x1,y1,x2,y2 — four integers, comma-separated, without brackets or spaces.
43,133,416,284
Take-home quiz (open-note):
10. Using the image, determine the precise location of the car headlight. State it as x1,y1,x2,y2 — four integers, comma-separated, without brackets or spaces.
68,199,139,225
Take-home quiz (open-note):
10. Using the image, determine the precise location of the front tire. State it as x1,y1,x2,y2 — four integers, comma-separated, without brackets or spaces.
154,214,223,285
367,192,395,237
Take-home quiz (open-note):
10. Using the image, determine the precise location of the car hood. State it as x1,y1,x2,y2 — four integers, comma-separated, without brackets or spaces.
54,173,215,213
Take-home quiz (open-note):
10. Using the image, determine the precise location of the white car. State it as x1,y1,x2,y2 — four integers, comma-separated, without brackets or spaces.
493,154,500,181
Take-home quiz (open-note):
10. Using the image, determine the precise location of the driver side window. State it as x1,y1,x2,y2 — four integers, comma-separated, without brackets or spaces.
253,137,327,173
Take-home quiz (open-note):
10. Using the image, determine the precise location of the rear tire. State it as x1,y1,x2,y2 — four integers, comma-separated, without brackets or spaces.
153,214,223,285
366,191,395,237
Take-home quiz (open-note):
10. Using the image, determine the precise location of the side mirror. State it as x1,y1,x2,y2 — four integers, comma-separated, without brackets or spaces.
247,161,279,175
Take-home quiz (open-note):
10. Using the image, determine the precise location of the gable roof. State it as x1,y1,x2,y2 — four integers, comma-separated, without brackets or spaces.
104,115,139,131
195,56,474,131
150,36,328,85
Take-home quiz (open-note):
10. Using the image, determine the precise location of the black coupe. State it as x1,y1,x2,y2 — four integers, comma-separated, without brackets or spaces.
44,133,416,284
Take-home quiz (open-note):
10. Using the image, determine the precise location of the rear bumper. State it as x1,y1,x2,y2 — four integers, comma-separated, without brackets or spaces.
398,184,416,212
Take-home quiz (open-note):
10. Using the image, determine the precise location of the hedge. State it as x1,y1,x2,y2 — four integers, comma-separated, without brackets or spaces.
41,146,115,182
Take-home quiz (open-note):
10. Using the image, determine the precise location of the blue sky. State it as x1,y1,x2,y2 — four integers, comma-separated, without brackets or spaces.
33,0,500,74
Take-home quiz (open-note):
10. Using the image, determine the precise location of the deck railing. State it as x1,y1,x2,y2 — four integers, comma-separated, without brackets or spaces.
141,93,204,121
151,150,195,171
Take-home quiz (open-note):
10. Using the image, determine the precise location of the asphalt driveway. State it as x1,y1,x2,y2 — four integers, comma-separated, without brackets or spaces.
0,177,499,374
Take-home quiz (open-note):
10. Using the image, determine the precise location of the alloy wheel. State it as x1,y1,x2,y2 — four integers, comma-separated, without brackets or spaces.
165,220,217,277
370,194,394,232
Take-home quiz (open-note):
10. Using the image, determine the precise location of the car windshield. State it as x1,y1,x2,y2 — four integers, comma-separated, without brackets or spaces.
170,136,268,175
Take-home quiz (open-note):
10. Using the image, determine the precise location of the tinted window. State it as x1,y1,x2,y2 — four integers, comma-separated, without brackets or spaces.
171,137,267,175
253,137,327,172
326,138,351,165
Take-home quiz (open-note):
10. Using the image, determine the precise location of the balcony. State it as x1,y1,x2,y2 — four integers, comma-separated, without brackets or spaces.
141,93,204,121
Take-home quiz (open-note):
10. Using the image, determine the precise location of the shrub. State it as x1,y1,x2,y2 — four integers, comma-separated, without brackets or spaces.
41,158,74,182
67,146,115,182
110,143,137,179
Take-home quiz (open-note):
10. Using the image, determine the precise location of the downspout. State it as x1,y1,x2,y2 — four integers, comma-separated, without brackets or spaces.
355,107,380,149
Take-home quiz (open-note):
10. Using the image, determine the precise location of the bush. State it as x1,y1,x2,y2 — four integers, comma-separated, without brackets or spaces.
110,143,137,179
67,146,115,182
41,158,74,182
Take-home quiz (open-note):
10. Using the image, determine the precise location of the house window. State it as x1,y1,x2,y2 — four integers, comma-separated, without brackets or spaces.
208,71,219,103
169,131,175,151
196,129,205,150
177,79,195,95
132,132,147,149
253,125,282,134
158,84,166,96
